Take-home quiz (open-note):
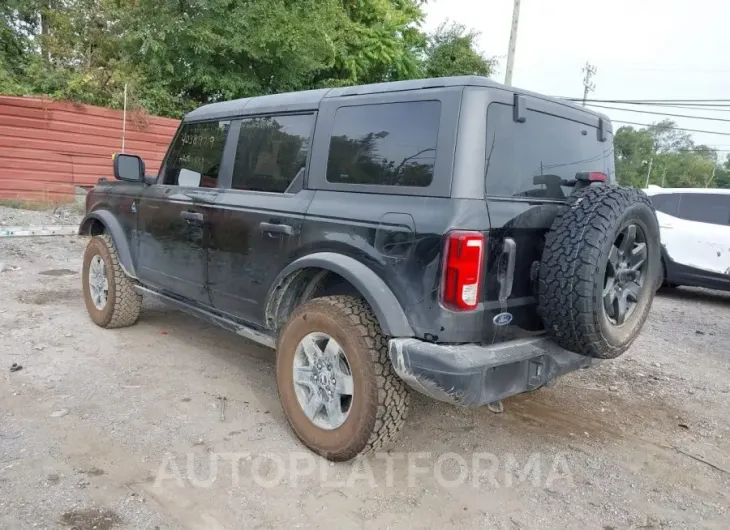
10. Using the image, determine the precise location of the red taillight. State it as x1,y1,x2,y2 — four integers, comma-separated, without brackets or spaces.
441,231,485,311
588,172,607,182
576,171,607,182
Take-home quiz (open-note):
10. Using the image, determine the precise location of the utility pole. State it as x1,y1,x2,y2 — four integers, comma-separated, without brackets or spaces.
661,168,667,187
581,62,597,106
504,0,521,86
706,166,716,188
644,157,653,187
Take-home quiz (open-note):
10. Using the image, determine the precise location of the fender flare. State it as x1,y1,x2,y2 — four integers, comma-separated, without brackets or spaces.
270,252,414,337
78,210,137,279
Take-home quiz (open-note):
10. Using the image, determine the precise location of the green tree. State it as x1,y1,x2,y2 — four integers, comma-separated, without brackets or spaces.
0,0,497,118
614,120,721,189
648,119,694,153
423,22,496,78
614,126,655,188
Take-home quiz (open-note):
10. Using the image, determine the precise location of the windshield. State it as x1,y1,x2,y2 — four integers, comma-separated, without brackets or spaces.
485,103,615,200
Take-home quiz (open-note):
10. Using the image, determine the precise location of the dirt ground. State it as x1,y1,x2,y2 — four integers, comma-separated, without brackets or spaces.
1,207,729,529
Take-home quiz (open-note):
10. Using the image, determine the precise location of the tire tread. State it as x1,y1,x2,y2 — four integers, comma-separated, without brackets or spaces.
537,185,656,359
94,234,141,328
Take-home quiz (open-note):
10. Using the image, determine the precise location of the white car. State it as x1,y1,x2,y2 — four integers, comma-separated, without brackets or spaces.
644,186,730,291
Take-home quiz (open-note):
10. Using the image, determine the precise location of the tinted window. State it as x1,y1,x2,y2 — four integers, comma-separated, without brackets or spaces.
326,101,440,187
677,194,730,225
650,193,680,216
162,121,230,187
485,103,614,199
232,114,314,193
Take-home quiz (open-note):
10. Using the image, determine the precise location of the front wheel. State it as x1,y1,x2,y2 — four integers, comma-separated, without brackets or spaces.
276,296,410,461
82,234,142,328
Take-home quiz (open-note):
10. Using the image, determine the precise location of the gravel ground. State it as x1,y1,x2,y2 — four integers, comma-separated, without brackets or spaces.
1,218,729,529
0,205,84,229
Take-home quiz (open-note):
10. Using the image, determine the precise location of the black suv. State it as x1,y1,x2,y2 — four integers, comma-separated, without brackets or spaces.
79,76,660,461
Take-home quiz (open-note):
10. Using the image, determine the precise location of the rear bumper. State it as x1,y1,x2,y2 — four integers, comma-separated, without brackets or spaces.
388,337,598,406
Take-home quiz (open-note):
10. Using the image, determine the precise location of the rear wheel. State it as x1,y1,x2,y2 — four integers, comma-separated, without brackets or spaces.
276,296,410,461
538,186,660,359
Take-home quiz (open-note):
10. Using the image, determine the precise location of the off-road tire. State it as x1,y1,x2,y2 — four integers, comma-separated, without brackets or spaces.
538,185,660,359
82,234,142,328
276,296,410,461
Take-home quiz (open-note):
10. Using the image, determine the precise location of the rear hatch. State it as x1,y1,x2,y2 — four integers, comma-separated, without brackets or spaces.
481,100,614,344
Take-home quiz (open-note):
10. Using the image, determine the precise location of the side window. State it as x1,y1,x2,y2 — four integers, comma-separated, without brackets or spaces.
231,114,314,193
162,121,230,187
677,194,730,225
650,193,679,216
326,101,440,187
485,103,612,200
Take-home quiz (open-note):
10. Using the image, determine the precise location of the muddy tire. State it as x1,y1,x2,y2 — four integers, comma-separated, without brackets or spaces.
538,185,660,359
82,234,142,328
276,296,410,461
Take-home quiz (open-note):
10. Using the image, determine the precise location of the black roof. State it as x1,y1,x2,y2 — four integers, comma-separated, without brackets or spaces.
183,76,607,123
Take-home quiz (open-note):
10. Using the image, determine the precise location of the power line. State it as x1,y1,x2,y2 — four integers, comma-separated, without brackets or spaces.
586,103,730,124
599,102,730,111
644,104,730,112
612,120,730,137
574,98,730,104
616,68,730,74
637,146,730,152
558,97,730,111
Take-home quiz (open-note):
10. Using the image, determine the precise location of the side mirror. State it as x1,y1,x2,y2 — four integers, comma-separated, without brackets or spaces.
113,153,145,182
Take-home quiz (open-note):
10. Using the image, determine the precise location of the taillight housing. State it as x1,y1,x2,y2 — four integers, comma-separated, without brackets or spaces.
576,171,607,182
441,231,486,311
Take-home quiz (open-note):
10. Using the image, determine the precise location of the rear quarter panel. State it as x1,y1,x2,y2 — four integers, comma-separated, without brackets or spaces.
301,193,491,342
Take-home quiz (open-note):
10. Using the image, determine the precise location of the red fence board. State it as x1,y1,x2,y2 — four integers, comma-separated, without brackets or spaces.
0,96,179,202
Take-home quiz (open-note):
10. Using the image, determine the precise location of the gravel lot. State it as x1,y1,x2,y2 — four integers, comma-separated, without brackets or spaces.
1,206,729,529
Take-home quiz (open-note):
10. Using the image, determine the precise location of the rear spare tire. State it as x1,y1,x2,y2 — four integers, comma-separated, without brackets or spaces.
538,185,660,359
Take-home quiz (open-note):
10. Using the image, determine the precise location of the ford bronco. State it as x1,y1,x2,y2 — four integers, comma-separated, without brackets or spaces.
79,76,660,461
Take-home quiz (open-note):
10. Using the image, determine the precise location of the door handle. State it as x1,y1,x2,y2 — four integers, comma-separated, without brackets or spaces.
180,211,204,224
498,238,517,302
260,222,293,236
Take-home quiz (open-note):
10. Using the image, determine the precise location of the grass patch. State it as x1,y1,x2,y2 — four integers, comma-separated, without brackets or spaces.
0,198,84,214
0,198,61,210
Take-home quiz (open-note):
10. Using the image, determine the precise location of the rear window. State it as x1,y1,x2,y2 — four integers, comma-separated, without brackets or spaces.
326,101,440,187
484,103,614,200
677,193,730,225
649,193,680,216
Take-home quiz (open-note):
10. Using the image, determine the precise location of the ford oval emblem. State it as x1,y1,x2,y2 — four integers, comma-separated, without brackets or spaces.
493,312,513,326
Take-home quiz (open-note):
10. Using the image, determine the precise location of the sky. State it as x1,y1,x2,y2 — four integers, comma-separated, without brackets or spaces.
424,0,730,158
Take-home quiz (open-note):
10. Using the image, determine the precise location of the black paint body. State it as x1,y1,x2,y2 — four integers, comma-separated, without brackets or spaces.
82,77,615,349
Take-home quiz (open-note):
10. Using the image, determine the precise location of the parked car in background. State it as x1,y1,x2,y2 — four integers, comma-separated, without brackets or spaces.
645,186,730,291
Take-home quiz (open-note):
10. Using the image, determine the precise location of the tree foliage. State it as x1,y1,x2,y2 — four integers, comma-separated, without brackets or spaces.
424,22,496,78
614,119,729,189
0,1,496,117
